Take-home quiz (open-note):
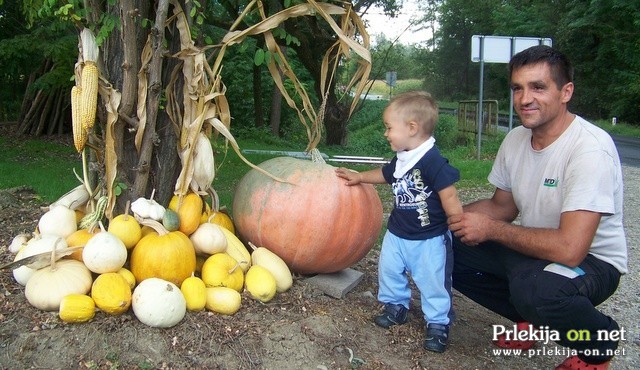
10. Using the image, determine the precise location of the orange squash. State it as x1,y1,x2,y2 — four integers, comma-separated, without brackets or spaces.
171,192,203,236
208,210,235,234
65,228,99,262
130,219,196,286
232,157,383,274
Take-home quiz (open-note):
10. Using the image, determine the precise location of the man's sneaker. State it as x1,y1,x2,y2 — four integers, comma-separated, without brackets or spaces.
374,304,408,328
555,356,610,370
493,321,536,350
423,323,449,353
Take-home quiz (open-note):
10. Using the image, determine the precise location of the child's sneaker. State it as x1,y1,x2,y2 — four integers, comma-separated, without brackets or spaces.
423,323,449,353
374,303,408,328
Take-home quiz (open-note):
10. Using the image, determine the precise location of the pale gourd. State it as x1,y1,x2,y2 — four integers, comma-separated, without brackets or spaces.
205,287,241,315
189,223,227,255
9,233,30,254
59,294,96,323
132,278,186,328
82,223,128,274
91,272,132,315
65,228,99,262
25,248,93,311
245,265,277,303
249,242,293,293
180,274,207,311
220,227,251,273
13,235,67,286
38,204,78,238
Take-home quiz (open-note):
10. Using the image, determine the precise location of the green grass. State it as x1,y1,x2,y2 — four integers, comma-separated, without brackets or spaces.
0,135,80,203
367,78,423,96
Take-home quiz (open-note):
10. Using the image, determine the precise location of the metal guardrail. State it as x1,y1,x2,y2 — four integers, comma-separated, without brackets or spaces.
241,150,390,164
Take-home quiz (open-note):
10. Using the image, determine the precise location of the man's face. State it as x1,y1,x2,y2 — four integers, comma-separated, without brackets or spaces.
510,62,573,130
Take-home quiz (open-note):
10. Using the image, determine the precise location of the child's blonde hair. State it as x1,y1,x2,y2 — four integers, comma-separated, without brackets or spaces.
387,91,438,136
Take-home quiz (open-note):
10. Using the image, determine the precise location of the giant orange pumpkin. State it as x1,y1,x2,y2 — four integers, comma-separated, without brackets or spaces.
233,157,383,274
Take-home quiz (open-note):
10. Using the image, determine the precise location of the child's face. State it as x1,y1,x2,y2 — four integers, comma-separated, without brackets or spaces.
383,106,413,152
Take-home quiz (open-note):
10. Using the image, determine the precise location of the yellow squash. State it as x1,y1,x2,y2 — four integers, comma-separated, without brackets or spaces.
59,294,96,323
91,272,132,315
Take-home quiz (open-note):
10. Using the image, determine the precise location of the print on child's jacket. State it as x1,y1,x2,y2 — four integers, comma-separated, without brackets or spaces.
392,168,433,227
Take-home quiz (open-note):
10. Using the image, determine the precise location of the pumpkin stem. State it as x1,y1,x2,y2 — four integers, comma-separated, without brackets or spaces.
150,188,156,201
98,220,107,233
247,241,258,252
228,261,247,274
135,215,169,236
207,188,220,212
49,237,64,272
309,148,326,164
123,200,131,221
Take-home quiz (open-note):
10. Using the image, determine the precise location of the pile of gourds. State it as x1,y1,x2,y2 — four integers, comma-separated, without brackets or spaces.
7,188,293,328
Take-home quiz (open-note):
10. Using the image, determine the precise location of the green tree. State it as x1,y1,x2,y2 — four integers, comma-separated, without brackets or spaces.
429,0,500,100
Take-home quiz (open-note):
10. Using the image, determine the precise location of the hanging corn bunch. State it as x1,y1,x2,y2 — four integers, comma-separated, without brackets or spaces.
70,86,85,152
70,28,100,153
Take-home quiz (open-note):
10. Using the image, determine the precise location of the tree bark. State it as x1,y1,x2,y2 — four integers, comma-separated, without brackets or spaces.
131,0,170,201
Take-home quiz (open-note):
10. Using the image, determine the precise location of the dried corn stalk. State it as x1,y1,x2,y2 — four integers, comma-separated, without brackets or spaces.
217,0,371,152
77,0,371,215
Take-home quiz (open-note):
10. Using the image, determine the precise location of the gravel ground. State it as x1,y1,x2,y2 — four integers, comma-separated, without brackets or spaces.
599,165,640,369
0,163,637,369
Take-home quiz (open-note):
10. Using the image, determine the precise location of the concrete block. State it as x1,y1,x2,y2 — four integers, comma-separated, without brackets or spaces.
305,268,364,299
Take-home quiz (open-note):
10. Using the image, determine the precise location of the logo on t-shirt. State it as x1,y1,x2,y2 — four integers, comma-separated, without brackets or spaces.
543,178,559,187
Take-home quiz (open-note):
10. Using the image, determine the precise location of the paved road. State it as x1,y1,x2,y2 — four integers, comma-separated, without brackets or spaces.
612,135,640,168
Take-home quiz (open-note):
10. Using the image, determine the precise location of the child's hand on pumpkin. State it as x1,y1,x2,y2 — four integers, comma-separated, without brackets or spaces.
335,167,361,186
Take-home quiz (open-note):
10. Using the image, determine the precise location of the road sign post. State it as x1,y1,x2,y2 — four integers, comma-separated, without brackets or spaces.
386,71,397,99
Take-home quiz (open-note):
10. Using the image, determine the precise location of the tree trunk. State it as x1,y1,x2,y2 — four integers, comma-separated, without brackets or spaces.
269,83,283,136
98,0,181,213
323,92,349,146
253,63,265,128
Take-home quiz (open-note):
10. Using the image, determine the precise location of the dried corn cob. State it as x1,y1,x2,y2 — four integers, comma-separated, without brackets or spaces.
80,61,98,130
71,85,86,152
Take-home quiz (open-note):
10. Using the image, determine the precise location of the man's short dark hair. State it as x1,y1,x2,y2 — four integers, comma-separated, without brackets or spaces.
509,45,574,90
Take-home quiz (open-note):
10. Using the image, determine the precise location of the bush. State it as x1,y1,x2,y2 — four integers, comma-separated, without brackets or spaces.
434,114,458,150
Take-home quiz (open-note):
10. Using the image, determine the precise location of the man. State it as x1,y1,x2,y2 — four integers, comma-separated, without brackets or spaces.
448,45,627,369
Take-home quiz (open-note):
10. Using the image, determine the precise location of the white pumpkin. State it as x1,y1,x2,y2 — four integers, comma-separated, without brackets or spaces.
82,228,128,274
189,223,227,255
38,204,77,238
12,234,67,286
25,258,93,311
132,278,186,328
131,196,165,221
9,233,30,254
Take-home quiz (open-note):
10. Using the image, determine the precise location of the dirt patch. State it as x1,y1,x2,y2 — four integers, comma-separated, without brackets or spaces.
1,172,638,369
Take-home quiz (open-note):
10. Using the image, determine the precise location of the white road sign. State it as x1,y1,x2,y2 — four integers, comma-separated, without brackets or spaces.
471,35,553,63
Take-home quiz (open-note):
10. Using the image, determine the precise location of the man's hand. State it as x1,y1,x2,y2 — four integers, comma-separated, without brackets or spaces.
448,212,496,246
335,167,362,186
